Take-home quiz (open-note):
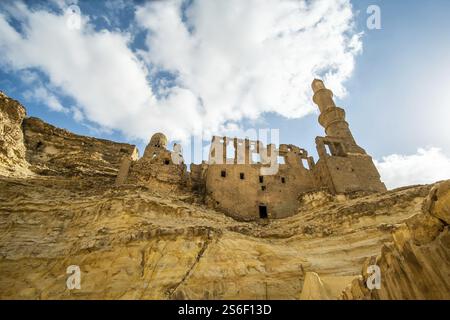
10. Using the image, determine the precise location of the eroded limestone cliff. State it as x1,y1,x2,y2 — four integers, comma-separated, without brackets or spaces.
0,92,30,177
0,93,448,300
23,117,136,179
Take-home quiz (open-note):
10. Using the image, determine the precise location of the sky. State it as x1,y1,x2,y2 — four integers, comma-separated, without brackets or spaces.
0,0,449,189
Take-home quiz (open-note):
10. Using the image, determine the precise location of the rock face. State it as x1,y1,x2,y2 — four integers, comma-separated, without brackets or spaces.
342,181,450,300
1,174,448,299
23,117,136,180
0,91,449,300
0,92,30,177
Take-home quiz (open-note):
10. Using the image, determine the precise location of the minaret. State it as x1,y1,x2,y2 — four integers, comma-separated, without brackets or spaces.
311,79,364,153
311,79,386,193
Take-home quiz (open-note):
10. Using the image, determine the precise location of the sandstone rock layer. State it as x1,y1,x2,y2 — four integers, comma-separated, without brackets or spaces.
0,92,449,300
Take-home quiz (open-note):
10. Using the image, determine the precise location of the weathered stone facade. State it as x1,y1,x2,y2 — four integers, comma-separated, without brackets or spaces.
312,79,386,194
117,80,386,220
116,132,189,194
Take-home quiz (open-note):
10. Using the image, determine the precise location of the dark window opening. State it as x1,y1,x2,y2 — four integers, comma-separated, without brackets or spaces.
240,173,245,180
261,186,266,191
221,170,226,178
164,159,170,165
281,177,286,184
259,176,264,183
259,205,268,219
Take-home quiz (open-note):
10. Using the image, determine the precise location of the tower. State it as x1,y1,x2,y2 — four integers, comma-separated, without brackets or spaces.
312,79,365,154
143,132,168,159
311,79,386,193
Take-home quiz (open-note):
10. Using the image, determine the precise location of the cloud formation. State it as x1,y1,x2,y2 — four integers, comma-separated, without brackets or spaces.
23,86,67,113
136,0,362,136
0,0,361,142
375,148,450,189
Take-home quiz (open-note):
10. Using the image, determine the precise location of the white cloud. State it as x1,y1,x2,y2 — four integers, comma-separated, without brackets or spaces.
71,106,84,122
136,0,361,136
0,3,156,137
375,148,450,189
24,86,67,113
0,0,361,143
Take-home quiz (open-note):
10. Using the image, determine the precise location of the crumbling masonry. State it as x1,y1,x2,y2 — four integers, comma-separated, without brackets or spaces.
117,80,386,220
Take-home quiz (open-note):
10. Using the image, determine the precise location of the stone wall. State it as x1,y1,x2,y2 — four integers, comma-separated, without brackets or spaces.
315,154,386,194
205,163,317,220
125,157,188,194
189,162,208,195
119,137,189,194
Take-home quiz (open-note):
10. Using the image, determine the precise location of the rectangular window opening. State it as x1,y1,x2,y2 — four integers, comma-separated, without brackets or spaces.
252,153,261,163
259,205,268,219
259,176,264,183
240,172,245,180
281,177,286,184
324,144,332,156
226,144,235,159
221,170,226,178
301,158,309,169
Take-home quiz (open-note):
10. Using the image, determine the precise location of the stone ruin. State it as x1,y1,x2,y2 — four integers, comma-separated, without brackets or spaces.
116,79,387,220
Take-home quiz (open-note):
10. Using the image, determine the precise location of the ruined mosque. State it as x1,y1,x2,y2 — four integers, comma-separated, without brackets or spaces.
115,79,387,220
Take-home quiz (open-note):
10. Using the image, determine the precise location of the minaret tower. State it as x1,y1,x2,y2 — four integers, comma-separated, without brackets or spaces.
311,79,365,154
310,79,386,193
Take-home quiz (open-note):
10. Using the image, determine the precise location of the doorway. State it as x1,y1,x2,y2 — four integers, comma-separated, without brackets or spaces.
259,205,268,219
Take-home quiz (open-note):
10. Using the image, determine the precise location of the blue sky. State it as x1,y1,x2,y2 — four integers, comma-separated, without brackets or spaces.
1,0,449,188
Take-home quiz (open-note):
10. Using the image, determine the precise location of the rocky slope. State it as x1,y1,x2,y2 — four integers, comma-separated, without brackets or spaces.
342,180,450,300
0,92,449,300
